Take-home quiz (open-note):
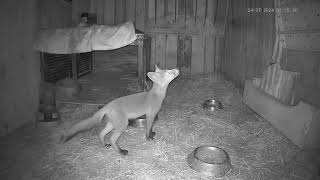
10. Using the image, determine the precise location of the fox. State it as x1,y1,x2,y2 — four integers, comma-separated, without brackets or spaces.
59,64,179,155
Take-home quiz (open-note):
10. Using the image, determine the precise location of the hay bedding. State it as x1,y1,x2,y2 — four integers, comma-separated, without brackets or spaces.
0,74,318,180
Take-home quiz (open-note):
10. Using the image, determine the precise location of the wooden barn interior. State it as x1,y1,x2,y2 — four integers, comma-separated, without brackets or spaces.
0,0,319,179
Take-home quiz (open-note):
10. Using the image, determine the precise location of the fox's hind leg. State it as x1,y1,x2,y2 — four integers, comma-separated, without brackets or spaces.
109,116,129,155
99,121,113,147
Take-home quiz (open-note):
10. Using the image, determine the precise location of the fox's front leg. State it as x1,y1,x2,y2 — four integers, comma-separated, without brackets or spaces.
145,114,156,140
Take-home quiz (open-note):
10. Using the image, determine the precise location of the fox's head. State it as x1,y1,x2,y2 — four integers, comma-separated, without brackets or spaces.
147,64,179,86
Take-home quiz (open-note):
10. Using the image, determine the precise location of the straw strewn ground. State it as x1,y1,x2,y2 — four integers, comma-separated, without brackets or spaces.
0,74,318,180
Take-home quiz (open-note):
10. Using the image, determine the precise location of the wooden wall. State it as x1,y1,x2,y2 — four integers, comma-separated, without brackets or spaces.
0,0,40,136
73,0,229,75
223,0,319,106
222,0,275,89
40,0,73,29
145,0,228,75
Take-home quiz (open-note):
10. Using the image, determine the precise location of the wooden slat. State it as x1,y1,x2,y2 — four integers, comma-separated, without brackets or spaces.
155,35,166,69
204,0,217,74
156,0,166,26
135,0,145,31
146,27,200,35
185,0,194,27
96,0,104,24
177,35,192,75
126,0,136,23
150,36,156,71
176,0,185,26
184,35,192,75
177,35,185,69
191,36,204,74
215,37,222,74
196,0,206,27
115,0,126,24
166,0,176,24
104,0,115,25
165,35,178,69
147,0,156,26
204,37,215,73
246,0,255,78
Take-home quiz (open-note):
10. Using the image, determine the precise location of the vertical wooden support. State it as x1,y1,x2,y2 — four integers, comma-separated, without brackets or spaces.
166,0,176,24
176,0,185,26
185,0,194,27
191,36,204,74
165,35,178,69
136,0,145,31
155,35,166,69
147,0,156,26
156,0,165,25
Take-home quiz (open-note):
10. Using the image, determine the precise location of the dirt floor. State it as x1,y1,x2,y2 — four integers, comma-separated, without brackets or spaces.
1,47,319,180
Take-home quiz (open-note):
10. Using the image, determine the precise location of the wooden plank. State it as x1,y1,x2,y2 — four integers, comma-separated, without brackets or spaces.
135,0,145,31
184,35,192,75
206,0,217,24
156,0,166,26
146,27,200,35
196,0,206,28
126,0,136,23
205,0,217,74
147,0,156,26
115,0,126,24
185,0,194,28
246,0,255,79
230,0,243,87
191,36,204,74
165,35,178,69
104,0,115,25
150,36,156,71
155,35,166,69
255,0,264,77
204,36,215,73
176,0,185,26
239,0,248,88
177,35,192,75
214,37,222,74
166,0,176,24
177,35,185,69
138,42,144,89
244,80,320,149
96,0,104,24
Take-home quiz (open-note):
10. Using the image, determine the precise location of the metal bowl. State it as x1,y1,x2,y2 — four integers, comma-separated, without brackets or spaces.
187,146,232,178
202,99,223,111
128,115,159,128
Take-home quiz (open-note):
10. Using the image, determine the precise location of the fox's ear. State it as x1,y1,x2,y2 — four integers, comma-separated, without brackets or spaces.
147,72,158,82
155,64,161,72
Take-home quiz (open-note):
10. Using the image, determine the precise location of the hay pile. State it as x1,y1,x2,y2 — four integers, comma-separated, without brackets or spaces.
0,74,318,180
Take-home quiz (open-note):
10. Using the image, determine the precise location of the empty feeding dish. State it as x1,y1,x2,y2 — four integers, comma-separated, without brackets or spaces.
128,118,146,128
187,146,232,178
202,99,223,112
128,115,159,128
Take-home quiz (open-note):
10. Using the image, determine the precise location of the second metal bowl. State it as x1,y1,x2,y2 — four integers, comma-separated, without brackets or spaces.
187,146,232,177
202,99,223,111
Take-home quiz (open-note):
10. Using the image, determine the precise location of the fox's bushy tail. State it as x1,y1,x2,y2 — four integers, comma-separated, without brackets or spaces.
59,111,106,143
